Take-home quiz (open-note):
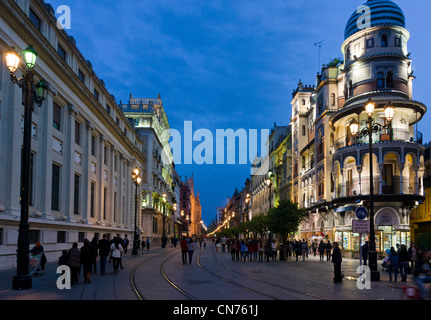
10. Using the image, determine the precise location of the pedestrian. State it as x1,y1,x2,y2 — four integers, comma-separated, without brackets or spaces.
388,247,399,282
241,240,248,262
286,241,292,260
98,234,110,275
362,241,369,266
294,241,301,262
215,239,221,252
90,236,98,273
58,250,68,266
332,242,343,283
248,240,254,262
230,239,237,261
265,240,272,262
236,239,241,261
271,240,278,261
301,239,308,262
318,240,325,261
408,242,418,273
258,240,264,262
80,239,95,283
30,242,47,273
312,240,318,256
181,236,188,264
188,238,195,264
67,242,81,285
325,240,332,261
146,237,151,251
399,244,409,282
123,235,129,254
203,237,207,248
253,240,258,261
110,237,124,273
414,249,431,300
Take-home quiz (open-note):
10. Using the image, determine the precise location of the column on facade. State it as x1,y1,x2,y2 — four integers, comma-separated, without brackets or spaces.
341,169,345,197
97,134,105,224
118,153,124,226
109,145,116,226
81,121,94,223
398,163,405,194
37,88,55,220
63,104,78,221
413,164,419,194
378,163,384,194
332,172,338,198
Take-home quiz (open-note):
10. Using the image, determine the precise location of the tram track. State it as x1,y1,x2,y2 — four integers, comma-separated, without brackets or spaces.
206,244,329,300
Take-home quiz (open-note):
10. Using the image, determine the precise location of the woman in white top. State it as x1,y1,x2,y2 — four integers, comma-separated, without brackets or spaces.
187,238,195,264
110,238,124,273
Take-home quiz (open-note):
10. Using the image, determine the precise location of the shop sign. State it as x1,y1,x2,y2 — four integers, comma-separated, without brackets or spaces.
353,220,370,233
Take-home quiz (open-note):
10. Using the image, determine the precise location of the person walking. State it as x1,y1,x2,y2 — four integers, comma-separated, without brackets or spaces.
203,237,207,249
332,242,343,283
388,247,399,282
399,244,409,282
325,240,332,261
146,237,151,251
67,242,81,285
258,240,264,262
361,241,369,266
241,240,248,262
301,239,308,262
408,242,418,274
98,234,110,275
90,236,98,274
110,237,124,273
181,236,188,264
80,239,95,283
318,240,325,261
58,250,68,266
265,241,272,262
187,238,195,264
312,240,318,257
230,239,237,261
123,235,130,254
271,240,278,261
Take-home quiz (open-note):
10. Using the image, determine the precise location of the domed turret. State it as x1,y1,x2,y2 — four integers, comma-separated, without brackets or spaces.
344,0,405,39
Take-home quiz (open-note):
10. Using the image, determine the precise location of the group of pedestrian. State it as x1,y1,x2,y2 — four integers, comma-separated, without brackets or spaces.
382,242,418,283
58,234,128,285
180,236,196,264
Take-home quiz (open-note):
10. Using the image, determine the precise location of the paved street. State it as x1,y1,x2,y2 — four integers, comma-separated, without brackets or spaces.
0,243,413,301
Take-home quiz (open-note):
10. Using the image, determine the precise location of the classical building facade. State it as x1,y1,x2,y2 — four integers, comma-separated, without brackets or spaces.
296,0,427,256
0,0,146,269
120,94,177,242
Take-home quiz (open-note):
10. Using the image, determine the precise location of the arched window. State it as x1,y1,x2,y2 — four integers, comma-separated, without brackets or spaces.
386,71,393,89
302,99,306,105
377,72,385,89
331,93,336,106
381,34,388,47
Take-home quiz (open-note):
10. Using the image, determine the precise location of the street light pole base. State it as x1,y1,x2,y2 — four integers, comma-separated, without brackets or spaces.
370,271,380,282
12,275,32,290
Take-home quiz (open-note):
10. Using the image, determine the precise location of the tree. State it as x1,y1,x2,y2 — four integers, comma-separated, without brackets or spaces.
267,199,306,261
248,214,268,239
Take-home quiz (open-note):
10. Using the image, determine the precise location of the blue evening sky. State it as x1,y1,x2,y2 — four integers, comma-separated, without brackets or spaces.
47,0,431,226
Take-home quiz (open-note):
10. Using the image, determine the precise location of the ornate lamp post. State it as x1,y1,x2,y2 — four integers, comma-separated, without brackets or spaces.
266,170,273,241
132,168,141,256
350,99,394,282
6,46,48,290
161,193,167,248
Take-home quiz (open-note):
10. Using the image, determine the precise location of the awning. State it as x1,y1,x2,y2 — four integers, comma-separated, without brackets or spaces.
335,205,354,213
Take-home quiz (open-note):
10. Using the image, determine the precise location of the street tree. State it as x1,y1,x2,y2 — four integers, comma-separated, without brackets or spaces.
267,199,306,261
248,214,268,240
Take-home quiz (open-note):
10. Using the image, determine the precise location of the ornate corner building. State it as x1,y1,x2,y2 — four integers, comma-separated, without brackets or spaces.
294,0,427,256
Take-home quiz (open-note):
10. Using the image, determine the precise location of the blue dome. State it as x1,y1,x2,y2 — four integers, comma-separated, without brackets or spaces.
344,0,405,39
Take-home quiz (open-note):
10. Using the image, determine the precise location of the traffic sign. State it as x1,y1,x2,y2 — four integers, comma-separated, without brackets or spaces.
355,206,368,220
353,220,370,233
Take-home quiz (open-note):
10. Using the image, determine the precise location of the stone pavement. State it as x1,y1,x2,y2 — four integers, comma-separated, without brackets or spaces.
0,243,418,301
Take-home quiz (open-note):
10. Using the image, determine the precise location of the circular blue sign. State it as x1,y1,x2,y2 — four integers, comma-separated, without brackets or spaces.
355,206,368,220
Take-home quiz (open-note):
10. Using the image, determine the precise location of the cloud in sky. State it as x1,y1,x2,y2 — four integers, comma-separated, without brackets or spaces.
47,0,431,224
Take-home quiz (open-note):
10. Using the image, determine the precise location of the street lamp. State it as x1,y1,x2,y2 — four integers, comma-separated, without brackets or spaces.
132,168,141,256
266,170,273,241
6,45,48,290
349,99,394,282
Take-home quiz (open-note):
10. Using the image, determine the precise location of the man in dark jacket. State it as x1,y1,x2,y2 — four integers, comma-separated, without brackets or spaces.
98,234,110,275
332,242,343,283
362,241,369,266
